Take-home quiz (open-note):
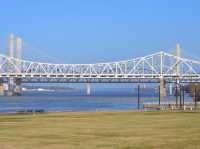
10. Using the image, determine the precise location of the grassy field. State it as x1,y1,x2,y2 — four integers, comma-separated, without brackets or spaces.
0,111,200,149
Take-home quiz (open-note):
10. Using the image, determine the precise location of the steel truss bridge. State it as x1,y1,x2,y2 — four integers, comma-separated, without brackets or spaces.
1,51,200,83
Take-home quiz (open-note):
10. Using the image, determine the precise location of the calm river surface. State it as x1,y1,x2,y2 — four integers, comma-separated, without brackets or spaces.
0,87,192,113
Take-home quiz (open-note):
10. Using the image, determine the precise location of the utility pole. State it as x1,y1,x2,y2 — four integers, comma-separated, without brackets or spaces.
159,52,166,100
175,43,181,107
137,84,140,110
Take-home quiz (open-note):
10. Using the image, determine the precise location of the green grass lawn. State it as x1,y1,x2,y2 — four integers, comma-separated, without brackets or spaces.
0,111,200,149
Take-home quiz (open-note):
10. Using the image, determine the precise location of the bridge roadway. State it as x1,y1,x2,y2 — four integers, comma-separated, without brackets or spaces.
0,74,200,83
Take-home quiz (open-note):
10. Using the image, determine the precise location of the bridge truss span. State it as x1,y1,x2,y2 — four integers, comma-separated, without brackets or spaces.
1,51,200,83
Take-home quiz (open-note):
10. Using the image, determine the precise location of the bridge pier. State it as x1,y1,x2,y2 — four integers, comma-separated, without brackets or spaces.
159,78,166,100
169,83,173,96
8,78,14,96
15,78,22,95
7,34,14,96
14,37,22,96
0,78,4,96
86,83,91,96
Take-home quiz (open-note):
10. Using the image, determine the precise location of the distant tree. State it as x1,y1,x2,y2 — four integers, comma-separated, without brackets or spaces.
187,83,200,102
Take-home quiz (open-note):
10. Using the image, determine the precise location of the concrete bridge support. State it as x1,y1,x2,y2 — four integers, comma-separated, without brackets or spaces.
159,78,166,100
8,34,14,96
15,78,22,95
0,78,4,96
14,37,22,95
86,83,91,96
8,78,14,96
169,83,173,96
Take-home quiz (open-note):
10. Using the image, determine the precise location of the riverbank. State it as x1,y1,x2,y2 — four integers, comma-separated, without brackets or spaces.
0,111,200,149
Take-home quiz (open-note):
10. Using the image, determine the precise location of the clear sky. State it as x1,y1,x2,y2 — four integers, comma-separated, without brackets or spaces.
0,0,200,64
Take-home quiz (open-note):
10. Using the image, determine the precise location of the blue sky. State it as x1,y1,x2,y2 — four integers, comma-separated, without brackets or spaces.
0,0,200,63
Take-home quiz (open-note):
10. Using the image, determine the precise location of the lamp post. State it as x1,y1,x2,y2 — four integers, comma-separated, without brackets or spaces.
137,84,140,110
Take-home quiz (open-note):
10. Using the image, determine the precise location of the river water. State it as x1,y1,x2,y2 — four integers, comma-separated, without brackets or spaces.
0,87,192,113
